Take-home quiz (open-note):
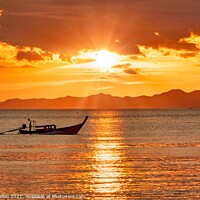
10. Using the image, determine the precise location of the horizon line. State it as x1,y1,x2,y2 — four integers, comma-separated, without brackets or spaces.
1,88,200,103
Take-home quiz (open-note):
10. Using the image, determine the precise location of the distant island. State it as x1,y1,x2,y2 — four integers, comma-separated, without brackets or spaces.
0,89,200,109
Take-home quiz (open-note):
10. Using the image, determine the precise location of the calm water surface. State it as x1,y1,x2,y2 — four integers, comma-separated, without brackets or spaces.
0,109,200,199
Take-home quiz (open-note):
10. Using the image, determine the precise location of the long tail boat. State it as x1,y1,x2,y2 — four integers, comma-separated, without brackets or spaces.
19,116,88,135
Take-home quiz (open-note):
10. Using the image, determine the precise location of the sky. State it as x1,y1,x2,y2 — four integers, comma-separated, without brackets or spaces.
0,0,200,101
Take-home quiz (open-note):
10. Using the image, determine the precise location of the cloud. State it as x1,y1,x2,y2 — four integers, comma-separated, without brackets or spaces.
179,32,200,49
179,52,198,58
14,64,36,68
0,42,18,60
0,41,71,70
0,64,36,69
112,63,131,69
154,32,160,36
112,63,140,75
71,58,95,64
0,42,49,63
123,68,139,75
137,32,200,60
16,49,44,62
59,54,73,63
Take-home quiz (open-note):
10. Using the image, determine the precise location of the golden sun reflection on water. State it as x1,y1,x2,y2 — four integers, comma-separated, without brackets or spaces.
92,143,122,194
88,111,127,198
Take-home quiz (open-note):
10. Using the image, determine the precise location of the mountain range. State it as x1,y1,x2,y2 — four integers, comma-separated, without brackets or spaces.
0,89,200,109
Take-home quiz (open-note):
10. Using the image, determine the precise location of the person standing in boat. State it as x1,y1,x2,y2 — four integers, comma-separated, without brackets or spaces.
28,118,32,132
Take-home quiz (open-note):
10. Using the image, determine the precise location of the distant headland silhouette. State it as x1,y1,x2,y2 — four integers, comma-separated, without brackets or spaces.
0,89,200,109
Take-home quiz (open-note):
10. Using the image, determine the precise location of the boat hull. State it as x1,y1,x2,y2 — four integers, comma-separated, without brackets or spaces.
19,116,88,135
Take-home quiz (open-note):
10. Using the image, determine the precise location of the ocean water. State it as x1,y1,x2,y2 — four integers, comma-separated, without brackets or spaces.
0,109,200,199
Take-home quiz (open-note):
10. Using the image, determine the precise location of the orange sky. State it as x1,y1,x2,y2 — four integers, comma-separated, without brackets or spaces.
0,1,200,101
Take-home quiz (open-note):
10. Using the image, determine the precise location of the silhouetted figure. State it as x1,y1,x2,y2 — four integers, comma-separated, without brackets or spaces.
28,118,32,132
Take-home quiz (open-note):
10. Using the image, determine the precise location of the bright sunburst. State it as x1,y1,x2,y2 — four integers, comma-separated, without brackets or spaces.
95,50,120,72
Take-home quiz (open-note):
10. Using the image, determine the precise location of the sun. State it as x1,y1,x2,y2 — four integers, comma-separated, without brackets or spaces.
52,54,60,61
95,50,120,72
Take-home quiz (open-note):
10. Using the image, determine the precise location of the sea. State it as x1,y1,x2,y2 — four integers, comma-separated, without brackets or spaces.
0,109,199,199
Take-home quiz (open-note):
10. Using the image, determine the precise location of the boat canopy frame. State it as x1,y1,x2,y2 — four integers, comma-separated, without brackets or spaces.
29,120,56,132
